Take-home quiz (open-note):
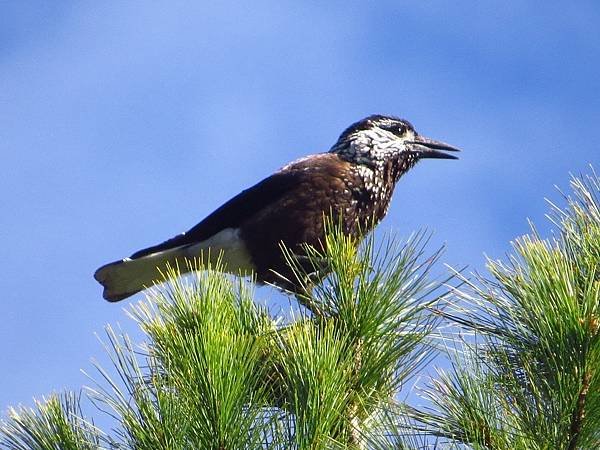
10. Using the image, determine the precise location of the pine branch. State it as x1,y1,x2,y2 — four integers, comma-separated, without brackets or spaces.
568,370,592,450
409,167,600,449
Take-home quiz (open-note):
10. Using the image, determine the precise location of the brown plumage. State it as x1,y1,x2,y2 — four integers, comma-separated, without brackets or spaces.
94,114,460,301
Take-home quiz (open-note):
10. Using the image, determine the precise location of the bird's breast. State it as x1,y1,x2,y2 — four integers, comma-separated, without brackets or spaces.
347,165,395,226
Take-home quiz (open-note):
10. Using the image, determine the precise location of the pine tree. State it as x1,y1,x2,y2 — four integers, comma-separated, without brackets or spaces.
1,169,598,449
1,229,444,449
411,168,600,449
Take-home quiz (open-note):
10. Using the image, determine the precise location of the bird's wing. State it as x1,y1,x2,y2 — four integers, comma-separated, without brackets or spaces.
129,167,303,259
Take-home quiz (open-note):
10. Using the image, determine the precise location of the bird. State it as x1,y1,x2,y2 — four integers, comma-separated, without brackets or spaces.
94,114,459,302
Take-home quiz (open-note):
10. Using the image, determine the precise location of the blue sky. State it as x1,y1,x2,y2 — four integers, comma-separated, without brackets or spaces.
1,2,599,414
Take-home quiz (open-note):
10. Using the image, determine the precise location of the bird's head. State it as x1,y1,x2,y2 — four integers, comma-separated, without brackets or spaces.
330,114,460,176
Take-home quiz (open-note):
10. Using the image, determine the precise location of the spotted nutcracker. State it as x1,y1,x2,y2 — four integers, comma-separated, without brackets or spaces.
94,114,459,301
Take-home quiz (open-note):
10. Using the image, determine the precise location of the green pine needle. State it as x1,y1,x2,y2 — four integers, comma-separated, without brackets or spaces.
414,167,600,449
0,392,102,450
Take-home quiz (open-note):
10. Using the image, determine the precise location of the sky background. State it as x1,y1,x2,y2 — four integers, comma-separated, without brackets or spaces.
1,1,599,419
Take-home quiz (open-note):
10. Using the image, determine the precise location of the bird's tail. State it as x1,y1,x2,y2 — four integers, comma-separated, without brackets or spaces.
94,246,190,302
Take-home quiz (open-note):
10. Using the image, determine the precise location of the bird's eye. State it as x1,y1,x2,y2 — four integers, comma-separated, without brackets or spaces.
379,121,406,136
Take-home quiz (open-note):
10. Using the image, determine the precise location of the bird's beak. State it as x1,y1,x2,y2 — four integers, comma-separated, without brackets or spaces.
407,135,461,160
